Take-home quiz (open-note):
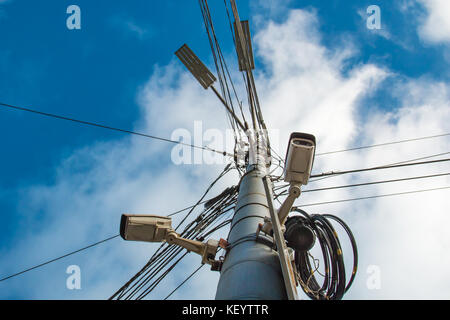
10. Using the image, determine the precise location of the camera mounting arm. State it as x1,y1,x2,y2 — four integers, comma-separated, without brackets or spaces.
277,183,301,225
260,182,301,235
166,231,219,265
120,214,219,266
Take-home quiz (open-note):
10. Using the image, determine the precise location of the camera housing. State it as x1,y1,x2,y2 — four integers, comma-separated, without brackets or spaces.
284,132,316,185
120,214,172,242
119,213,220,266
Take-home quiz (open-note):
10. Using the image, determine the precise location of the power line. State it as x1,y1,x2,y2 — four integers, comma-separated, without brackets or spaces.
163,264,205,300
10,141,439,290
309,151,450,184
304,172,450,193
0,193,224,284
0,234,120,283
0,102,231,157
167,199,209,217
295,186,450,208
110,166,238,300
310,158,450,179
273,151,450,190
135,251,189,300
110,180,450,297
274,172,450,197
316,133,450,156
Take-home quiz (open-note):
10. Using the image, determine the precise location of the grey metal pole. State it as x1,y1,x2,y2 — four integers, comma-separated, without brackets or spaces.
215,163,287,300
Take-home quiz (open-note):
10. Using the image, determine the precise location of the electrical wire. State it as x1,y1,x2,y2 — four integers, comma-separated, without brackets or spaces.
130,195,235,300
310,151,450,183
294,186,450,208
163,264,205,300
222,0,247,125
4,163,447,292
0,101,230,157
273,151,450,192
173,163,232,232
0,185,241,286
223,0,258,131
304,172,450,193
286,209,357,300
110,176,450,299
167,200,210,217
0,234,120,283
141,194,235,300
7,1,449,297
273,172,450,199
310,157,450,179
199,0,242,134
135,251,189,300
316,132,450,156
225,0,273,160
110,165,239,300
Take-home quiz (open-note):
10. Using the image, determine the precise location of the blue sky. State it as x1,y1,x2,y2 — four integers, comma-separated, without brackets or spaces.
1,0,449,299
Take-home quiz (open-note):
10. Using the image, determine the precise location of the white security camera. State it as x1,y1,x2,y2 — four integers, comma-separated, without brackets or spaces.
120,214,172,242
260,132,317,235
120,213,220,266
284,132,316,185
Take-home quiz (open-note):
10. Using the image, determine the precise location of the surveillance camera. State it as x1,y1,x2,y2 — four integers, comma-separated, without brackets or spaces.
120,213,220,266
284,132,316,185
120,214,173,242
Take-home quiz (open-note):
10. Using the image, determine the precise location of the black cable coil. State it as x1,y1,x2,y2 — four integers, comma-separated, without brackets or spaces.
285,208,358,300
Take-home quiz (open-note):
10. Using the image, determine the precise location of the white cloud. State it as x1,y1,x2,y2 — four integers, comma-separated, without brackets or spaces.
0,61,238,299
250,0,293,23
343,79,450,299
2,7,450,300
252,11,450,299
109,15,152,40
417,0,450,44
125,20,149,40
254,10,388,157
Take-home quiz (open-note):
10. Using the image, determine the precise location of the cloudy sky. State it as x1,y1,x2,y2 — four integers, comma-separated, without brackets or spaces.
0,0,449,299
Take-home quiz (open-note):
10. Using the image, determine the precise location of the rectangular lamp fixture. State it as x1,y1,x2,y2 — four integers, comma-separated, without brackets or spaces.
175,44,216,89
234,20,255,71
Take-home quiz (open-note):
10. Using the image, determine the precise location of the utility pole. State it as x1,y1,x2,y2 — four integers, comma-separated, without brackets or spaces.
115,0,358,301
214,165,287,299
175,0,290,300
213,0,289,299
215,140,287,299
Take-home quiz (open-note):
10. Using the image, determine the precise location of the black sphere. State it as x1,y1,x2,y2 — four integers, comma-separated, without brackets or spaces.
285,223,316,252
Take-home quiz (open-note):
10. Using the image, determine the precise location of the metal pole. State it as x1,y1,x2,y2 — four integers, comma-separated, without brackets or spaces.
215,163,287,300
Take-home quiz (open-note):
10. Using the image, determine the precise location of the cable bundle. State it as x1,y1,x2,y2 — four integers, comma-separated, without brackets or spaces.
286,208,358,300
109,165,238,300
